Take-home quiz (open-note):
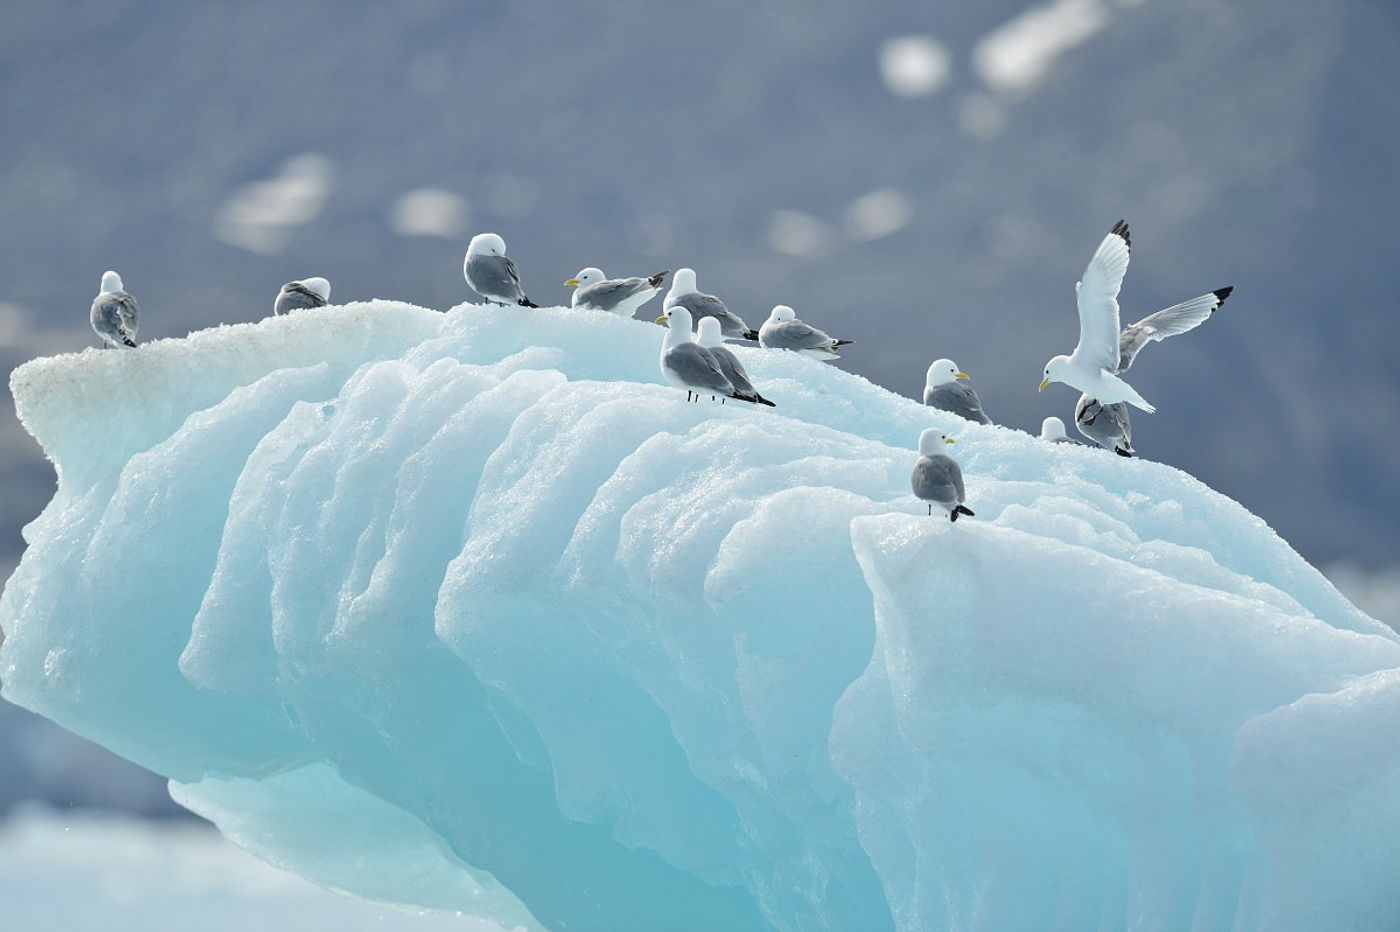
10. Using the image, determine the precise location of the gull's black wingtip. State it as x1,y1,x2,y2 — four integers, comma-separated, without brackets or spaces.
1114,446,1133,458
518,297,540,308
122,337,137,348
744,329,760,342
955,504,975,518
649,271,670,288
1212,285,1234,307
1110,219,1131,250
755,394,776,407
833,338,855,347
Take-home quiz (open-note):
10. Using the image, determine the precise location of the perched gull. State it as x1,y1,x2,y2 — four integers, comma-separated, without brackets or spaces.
463,232,538,307
1039,416,1086,446
911,428,974,521
657,306,754,404
1039,220,1155,412
663,268,759,340
924,358,991,424
273,277,330,316
1074,285,1235,456
90,270,139,348
758,305,853,360
696,316,775,407
565,267,668,317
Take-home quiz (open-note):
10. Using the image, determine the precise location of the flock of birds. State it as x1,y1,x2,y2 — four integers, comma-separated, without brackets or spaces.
87,221,1231,522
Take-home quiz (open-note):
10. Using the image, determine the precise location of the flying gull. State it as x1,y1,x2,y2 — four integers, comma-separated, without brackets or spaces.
663,268,759,340
90,270,139,348
273,277,331,316
924,358,991,424
657,305,755,404
1074,286,1234,456
911,428,974,521
1039,416,1086,446
1039,220,1156,412
565,267,668,317
696,316,775,406
758,305,853,360
463,232,539,307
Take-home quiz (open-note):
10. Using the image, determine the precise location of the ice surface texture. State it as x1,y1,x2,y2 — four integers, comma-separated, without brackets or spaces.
3,301,1398,931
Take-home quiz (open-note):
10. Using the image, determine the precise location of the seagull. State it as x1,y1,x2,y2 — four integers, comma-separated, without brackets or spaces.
758,305,853,360
657,305,755,404
924,358,991,424
663,268,759,340
273,277,331,316
695,316,775,406
1073,285,1235,456
1039,416,1086,446
90,270,139,348
1039,220,1155,412
463,233,538,307
911,428,974,521
565,267,668,317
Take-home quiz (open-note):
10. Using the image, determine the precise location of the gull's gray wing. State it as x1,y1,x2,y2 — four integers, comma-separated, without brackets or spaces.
671,292,753,339
762,319,836,352
576,277,653,312
274,282,328,316
707,344,755,395
1117,286,1233,372
911,454,964,506
1074,394,1133,455
923,382,991,425
466,253,528,304
664,342,735,395
1072,220,1131,372
91,291,138,347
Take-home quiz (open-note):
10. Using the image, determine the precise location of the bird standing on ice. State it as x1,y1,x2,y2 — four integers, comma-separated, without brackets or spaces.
657,305,754,404
90,271,139,348
273,277,331,316
695,316,775,406
1038,220,1155,412
565,267,668,317
1039,416,1086,445
758,305,853,360
663,268,759,340
463,233,538,307
924,358,991,424
911,428,974,520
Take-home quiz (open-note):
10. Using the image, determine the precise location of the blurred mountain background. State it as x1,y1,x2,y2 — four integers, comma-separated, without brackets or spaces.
2,0,1398,815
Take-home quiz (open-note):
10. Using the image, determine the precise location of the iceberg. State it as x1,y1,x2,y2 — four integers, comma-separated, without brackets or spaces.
2,301,1398,930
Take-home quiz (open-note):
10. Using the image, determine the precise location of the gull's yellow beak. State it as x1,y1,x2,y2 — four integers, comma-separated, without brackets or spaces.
654,314,668,324
1038,378,1049,392
945,437,956,444
955,372,969,380
564,279,580,287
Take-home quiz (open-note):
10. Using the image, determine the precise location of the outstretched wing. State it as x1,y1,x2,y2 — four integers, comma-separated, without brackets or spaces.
1117,286,1233,372
1072,220,1131,372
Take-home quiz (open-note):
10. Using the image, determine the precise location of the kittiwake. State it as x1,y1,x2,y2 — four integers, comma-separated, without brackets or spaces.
463,232,539,307
663,268,759,340
911,428,974,521
924,358,991,424
758,305,853,360
1039,416,1086,445
90,270,139,349
696,316,775,406
565,267,668,317
273,277,331,316
657,305,754,404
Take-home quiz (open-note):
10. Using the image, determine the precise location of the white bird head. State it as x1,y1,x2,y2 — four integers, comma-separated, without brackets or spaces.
302,277,331,301
695,316,725,348
467,233,506,257
1040,416,1068,441
1040,355,1071,392
565,267,604,288
926,358,968,388
670,268,698,295
656,305,694,332
918,428,956,456
100,270,124,294
769,305,797,323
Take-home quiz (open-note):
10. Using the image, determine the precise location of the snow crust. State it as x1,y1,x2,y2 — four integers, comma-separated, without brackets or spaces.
2,300,1398,930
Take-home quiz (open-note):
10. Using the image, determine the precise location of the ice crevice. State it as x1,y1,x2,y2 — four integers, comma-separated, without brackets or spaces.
3,301,1398,930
